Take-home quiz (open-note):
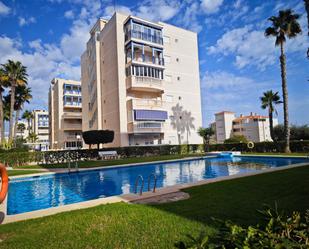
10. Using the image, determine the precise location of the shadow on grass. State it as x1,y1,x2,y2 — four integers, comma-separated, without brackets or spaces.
149,165,309,227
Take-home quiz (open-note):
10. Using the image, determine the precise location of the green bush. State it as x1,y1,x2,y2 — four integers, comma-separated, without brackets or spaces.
224,135,248,144
0,144,204,166
209,140,309,153
175,206,309,249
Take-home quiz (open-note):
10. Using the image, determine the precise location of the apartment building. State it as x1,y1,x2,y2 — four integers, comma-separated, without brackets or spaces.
31,109,49,151
214,111,277,143
81,12,202,147
49,78,83,150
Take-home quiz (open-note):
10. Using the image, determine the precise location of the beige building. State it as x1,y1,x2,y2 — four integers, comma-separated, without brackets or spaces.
31,109,49,151
81,12,202,147
49,78,83,150
214,111,277,143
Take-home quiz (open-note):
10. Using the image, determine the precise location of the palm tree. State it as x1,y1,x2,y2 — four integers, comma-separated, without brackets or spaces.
0,68,8,142
305,0,309,57
12,85,32,139
265,9,302,152
27,132,38,143
22,110,34,135
17,123,26,137
1,60,28,139
198,127,214,152
260,90,282,141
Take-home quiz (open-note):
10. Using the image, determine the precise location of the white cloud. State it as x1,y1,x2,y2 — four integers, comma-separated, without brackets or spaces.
64,10,74,19
201,70,278,124
179,2,202,32
136,0,181,21
0,1,10,16
103,5,132,19
18,16,36,27
207,16,309,70
201,0,223,14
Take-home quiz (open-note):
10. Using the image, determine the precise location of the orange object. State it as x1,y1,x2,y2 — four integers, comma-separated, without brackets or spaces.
0,164,8,204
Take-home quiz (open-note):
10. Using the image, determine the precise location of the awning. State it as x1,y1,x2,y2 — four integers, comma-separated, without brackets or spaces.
134,110,168,121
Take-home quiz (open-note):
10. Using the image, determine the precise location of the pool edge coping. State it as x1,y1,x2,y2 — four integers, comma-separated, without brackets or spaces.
1,160,308,224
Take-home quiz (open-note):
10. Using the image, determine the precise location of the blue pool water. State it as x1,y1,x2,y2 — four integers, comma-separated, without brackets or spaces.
7,156,307,215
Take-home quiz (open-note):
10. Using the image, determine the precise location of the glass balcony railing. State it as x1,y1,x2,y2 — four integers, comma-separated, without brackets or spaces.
126,30,163,45
64,102,82,107
64,90,81,95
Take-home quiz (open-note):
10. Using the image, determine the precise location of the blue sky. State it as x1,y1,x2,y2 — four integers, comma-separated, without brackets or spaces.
0,0,308,126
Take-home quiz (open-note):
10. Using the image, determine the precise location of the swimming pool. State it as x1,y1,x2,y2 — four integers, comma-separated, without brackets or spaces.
7,156,307,215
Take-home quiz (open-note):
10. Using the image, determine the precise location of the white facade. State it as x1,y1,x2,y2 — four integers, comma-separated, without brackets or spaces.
214,111,276,143
81,12,203,147
32,109,49,151
49,78,83,150
215,111,235,143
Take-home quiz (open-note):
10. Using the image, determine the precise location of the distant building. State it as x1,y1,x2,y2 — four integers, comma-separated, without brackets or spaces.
80,12,202,147
49,78,83,150
31,109,49,151
214,111,277,143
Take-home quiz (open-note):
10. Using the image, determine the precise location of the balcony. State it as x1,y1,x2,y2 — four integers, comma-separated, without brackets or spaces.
63,90,81,96
127,99,164,113
63,123,82,131
62,112,82,120
126,30,163,46
63,102,82,109
128,121,164,134
126,75,163,93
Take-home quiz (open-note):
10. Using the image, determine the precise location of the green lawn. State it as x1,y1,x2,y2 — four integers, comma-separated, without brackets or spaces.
18,154,204,169
7,170,45,177
0,165,308,249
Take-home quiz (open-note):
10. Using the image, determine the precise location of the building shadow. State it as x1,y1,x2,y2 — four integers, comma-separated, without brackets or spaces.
170,103,195,144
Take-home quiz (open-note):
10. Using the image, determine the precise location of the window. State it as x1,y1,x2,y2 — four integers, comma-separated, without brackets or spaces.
175,38,178,43
178,96,182,100
176,58,179,62
177,76,181,81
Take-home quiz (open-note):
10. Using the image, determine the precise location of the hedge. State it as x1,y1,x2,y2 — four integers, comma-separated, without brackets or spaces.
0,144,204,167
1,141,308,167
209,140,309,153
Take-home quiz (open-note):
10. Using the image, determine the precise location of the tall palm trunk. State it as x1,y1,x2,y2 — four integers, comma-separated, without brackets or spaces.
0,91,3,143
9,83,16,139
268,106,274,141
13,109,20,140
279,43,290,153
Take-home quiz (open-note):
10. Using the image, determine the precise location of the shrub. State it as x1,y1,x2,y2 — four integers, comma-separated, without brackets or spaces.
224,135,248,144
82,130,114,148
175,206,309,249
209,140,309,153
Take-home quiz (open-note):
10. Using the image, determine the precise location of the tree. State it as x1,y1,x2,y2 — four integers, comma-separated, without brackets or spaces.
0,68,8,143
82,130,114,149
224,135,248,144
17,123,26,137
27,132,38,143
198,127,214,152
273,124,309,141
22,110,34,135
260,90,282,141
12,85,32,139
304,0,309,57
265,9,302,153
1,60,28,139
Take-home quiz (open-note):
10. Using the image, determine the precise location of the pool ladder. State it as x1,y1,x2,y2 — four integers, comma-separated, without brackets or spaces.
134,173,157,195
67,160,79,173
